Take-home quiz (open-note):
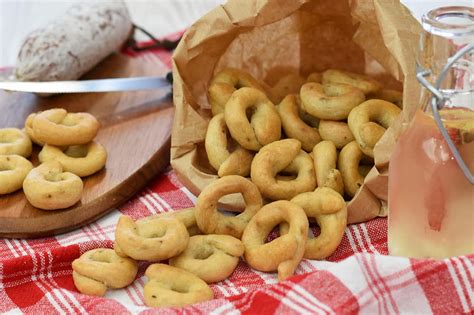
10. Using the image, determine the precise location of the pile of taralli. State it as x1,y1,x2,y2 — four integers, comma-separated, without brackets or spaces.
0,108,107,210
72,67,402,308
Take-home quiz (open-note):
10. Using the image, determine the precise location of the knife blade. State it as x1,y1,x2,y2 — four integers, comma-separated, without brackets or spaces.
0,75,171,94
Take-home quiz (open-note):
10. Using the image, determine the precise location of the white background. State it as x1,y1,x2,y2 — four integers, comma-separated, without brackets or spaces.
0,0,471,66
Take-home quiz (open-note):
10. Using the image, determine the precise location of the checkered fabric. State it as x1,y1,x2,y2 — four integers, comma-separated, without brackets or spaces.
0,39,473,315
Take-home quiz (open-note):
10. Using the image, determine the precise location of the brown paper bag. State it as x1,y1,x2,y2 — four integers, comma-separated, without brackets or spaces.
170,0,422,223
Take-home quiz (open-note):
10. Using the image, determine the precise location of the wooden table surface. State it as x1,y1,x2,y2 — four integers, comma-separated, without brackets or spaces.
0,0,470,67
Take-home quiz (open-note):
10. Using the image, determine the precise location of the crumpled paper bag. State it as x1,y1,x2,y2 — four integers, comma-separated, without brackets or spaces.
171,0,421,223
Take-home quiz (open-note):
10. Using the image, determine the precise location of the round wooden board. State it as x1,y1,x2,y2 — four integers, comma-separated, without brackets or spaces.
0,53,174,238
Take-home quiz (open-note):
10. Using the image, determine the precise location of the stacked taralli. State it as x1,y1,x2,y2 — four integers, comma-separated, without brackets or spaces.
71,67,402,307
0,108,107,210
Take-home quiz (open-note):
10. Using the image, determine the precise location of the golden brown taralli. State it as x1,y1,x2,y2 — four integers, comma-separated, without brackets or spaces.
144,263,213,308
242,200,308,281
300,82,365,120
205,113,254,177
224,87,281,151
39,141,107,177
312,141,344,196
0,128,32,157
277,94,321,152
208,68,265,116
114,215,189,261
348,99,401,157
72,248,138,297
195,175,263,238
250,139,316,200
170,234,244,283
283,188,347,259
31,108,100,146
0,155,33,195
23,161,83,210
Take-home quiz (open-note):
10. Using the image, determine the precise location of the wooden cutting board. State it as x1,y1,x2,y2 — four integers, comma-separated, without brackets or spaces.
0,53,174,238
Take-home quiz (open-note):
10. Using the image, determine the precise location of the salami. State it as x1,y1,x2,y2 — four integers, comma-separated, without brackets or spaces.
15,1,132,82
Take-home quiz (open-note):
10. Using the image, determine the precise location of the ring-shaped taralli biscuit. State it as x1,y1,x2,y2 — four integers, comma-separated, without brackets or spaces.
282,188,347,259
348,99,402,157
338,141,372,197
205,113,254,177
300,82,365,120
224,87,281,151
0,128,32,157
31,108,100,146
23,161,83,210
38,141,107,177
277,94,321,152
242,200,308,281
318,120,354,149
312,141,344,196
141,207,201,236
0,155,33,195
195,175,263,238
250,139,316,200
114,215,189,261
25,113,44,146
269,74,306,104
72,248,138,297
208,68,265,116
169,234,244,283
144,264,214,308
322,69,381,95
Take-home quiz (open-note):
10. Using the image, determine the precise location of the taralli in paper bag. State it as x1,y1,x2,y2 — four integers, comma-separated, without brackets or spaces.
171,0,421,224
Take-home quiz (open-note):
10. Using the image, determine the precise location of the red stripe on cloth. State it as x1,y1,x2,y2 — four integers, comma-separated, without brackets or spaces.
411,258,466,315
287,270,359,313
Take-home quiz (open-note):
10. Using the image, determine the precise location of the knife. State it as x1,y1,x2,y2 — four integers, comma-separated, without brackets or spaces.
0,73,173,94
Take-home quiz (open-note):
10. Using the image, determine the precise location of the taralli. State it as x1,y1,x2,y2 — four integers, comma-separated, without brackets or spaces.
0,128,32,157
72,248,138,297
38,141,107,177
300,82,365,120
144,263,214,308
114,215,189,261
312,141,344,196
142,207,201,236
284,188,347,259
318,120,355,149
306,72,322,83
208,68,265,116
322,69,381,95
24,113,44,146
348,99,402,157
250,139,316,200
0,155,33,195
23,161,83,210
369,89,403,107
195,175,262,238
169,234,244,283
269,73,306,104
277,94,321,152
338,141,372,197
31,108,100,146
242,200,308,281
224,87,281,151
205,113,254,177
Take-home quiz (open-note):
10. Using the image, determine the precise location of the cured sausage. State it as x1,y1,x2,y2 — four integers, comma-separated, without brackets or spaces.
16,1,132,81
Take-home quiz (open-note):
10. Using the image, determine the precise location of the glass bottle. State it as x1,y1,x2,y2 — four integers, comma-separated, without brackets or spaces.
388,6,474,259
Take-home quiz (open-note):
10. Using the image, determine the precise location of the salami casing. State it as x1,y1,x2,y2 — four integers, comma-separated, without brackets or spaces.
16,1,132,81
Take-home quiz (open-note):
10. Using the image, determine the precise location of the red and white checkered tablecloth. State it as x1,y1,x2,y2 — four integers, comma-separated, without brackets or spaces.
1,40,473,315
